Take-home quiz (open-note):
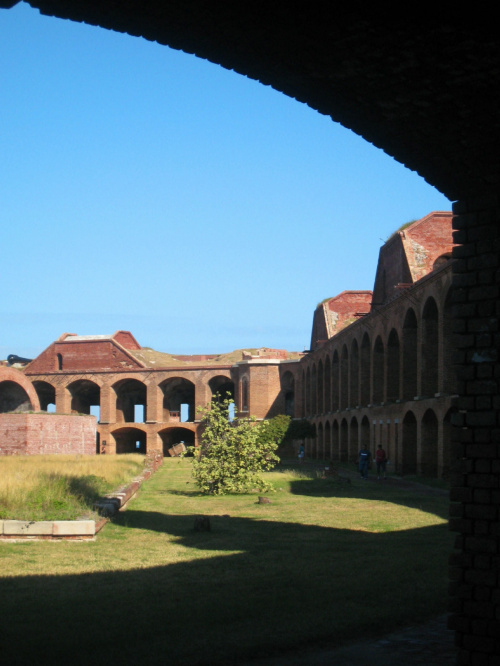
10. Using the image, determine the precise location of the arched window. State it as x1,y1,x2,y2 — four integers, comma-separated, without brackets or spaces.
386,329,400,402
421,298,439,397
402,309,418,400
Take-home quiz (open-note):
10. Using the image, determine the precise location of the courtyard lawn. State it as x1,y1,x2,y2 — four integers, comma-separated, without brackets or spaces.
0,458,452,665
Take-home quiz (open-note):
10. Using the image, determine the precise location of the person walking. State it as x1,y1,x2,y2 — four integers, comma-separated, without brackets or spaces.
358,444,371,480
375,444,388,479
298,443,305,463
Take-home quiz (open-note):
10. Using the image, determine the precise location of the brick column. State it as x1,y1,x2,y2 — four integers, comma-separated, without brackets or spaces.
448,196,500,665
55,385,71,414
146,382,162,423
195,379,210,417
99,383,116,424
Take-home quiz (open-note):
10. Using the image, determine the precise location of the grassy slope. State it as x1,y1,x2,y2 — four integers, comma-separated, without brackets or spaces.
0,454,145,520
0,460,452,665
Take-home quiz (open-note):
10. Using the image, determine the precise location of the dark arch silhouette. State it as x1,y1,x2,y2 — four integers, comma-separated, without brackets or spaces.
13,4,498,200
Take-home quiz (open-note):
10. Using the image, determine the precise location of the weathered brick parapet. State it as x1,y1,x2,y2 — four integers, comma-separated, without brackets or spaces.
449,195,500,664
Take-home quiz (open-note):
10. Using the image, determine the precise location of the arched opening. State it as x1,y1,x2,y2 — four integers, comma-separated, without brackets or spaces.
324,420,331,459
340,345,348,409
443,288,456,395
160,427,195,456
161,377,195,422
386,329,400,402
402,411,417,475
68,379,101,419
301,369,306,418
360,333,371,406
372,336,384,404
241,376,249,412
112,427,146,454
421,408,438,478
209,375,235,404
305,367,311,415
402,308,418,401
331,351,339,411
114,379,147,424
317,360,324,414
332,420,339,460
56,353,63,371
324,355,331,413
421,298,439,398
316,422,323,459
350,339,359,407
281,371,295,417
33,380,56,412
433,253,452,270
349,416,359,463
340,418,348,462
311,363,317,415
360,415,370,449
0,381,33,413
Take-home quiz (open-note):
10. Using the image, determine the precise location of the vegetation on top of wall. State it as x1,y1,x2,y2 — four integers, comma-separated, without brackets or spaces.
132,347,302,367
316,296,334,308
386,219,418,242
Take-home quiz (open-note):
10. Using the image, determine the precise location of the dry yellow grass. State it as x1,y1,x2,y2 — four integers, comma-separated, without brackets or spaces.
0,454,144,520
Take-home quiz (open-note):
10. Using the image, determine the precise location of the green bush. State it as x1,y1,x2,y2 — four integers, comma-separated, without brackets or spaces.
191,396,280,495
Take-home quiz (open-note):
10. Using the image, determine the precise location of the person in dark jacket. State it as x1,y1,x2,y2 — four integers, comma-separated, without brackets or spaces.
358,444,371,480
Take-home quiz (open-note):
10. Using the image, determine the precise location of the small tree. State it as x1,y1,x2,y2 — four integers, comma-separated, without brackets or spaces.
192,395,280,495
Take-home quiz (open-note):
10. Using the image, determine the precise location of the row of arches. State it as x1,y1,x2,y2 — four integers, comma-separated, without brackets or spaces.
299,292,454,418
306,407,453,478
31,375,235,424
109,425,195,456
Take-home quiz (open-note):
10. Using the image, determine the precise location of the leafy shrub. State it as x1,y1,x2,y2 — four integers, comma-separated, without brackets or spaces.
191,396,280,495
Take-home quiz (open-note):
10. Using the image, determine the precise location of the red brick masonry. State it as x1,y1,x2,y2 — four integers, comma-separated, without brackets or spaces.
0,413,96,455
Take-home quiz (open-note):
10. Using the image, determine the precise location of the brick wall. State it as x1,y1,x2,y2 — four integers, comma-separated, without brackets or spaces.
372,212,453,308
0,413,96,455
26,340,143,374
244,363,283,419
448,195,500,664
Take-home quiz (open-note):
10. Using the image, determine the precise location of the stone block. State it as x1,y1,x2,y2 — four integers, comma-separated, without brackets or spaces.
52,521,95,536
3,520,53,536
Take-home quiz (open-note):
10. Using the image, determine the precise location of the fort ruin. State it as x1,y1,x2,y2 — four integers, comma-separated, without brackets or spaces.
2,212,455,477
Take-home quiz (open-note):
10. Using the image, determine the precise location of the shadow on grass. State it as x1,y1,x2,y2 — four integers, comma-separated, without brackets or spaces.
0,511,452,666
167,489,205,497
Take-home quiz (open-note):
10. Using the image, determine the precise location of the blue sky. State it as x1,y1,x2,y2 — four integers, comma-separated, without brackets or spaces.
1,3,451,360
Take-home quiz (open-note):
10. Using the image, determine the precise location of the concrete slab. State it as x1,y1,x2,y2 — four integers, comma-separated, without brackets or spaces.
3,520,54,536
52,520,95,536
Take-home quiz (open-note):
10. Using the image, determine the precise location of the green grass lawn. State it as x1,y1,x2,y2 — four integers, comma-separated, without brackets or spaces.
0,459,452,665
